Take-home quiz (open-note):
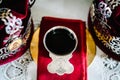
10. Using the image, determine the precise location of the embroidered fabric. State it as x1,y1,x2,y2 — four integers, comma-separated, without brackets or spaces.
0,7,34,65
88,0,120,60
88,47,120,80
0,49,34,80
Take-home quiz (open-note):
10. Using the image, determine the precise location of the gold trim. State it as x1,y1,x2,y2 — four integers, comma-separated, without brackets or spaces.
86,29,96,66
30,28,40,64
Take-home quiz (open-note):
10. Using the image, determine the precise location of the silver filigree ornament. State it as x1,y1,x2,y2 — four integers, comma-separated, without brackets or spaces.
98,0,120,19
47,53,74,76
108,37,120,55
98,1,112,18
0,8,23,60
91,2,112,29
0,8,33,60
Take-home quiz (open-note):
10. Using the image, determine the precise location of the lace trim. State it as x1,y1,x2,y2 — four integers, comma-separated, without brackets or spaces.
88,47,120,80
0,49,33,80
101,55,120,80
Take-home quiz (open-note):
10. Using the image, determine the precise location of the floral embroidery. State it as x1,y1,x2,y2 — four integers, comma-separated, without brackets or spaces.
94,26,120,55
98,1,112,18
94,27,112,45
90,1,120,55
107,0,120,9
3,15,23,35
103,57,119,70
0,8,32,60
108,37,120,55
1,11,23,36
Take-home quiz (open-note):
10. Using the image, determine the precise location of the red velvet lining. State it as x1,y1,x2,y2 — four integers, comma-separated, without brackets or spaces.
37,16,87,80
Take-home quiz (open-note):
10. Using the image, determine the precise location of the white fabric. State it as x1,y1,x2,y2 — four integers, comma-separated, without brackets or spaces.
0,49,37,80
88,47,120,80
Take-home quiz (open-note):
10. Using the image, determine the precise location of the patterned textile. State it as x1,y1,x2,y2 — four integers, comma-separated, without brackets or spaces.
88,0,120,60
0,0,36,80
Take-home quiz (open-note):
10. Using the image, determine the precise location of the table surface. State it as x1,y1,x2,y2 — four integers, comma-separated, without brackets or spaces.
30,0,120,80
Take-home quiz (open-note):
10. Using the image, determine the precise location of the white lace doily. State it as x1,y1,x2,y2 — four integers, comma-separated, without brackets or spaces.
88,46,120,80
0,49,36,80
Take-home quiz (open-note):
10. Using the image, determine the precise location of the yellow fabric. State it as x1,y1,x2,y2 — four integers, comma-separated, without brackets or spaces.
30,28,96,66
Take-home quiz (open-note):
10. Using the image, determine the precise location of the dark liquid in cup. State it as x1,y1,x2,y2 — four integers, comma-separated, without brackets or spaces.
45,28,77,55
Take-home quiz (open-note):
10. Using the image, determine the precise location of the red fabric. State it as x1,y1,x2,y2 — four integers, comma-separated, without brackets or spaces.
88,1,120,60
37,16,87,80
0,0,28,16
0,0,34,65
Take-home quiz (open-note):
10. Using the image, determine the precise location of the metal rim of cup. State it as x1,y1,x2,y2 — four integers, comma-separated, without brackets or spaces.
43,26,78,56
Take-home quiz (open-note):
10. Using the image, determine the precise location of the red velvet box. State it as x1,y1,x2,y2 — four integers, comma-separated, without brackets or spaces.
37,16,87,80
